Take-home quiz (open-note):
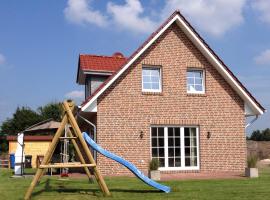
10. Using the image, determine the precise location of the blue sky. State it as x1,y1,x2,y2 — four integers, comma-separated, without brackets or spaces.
0,0,270,134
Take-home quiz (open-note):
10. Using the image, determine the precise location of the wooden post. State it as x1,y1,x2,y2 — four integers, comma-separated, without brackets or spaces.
24,101,110,199
24,114,68,200
35,104,75,184
63,101,110,196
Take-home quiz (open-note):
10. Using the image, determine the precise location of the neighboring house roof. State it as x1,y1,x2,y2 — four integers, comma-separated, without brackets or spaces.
6,135,53,141
80,10,265,116
24,119,60,133
77,53,127,84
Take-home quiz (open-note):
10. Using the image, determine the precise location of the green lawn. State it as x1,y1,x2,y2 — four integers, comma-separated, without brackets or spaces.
0,168,269,200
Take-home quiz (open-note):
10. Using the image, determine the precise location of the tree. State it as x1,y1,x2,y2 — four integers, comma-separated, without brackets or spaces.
0,131,8,153
0,102,63,136
250,130,262,141
37,102,62,122
1,107,42,135
249,128,270,141
261,128,270,141
0,102,63,153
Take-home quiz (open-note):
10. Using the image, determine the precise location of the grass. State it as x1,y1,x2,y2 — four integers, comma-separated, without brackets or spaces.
0,167,270,200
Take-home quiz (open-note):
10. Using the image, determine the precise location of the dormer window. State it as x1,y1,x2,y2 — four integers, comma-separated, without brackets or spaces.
142,66,161,92
187,69,205,94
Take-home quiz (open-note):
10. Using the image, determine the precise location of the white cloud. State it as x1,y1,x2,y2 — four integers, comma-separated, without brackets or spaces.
254,49,270,65
251,0,270,24
0,53,6,65
65,90,84,99
162,0,247,36
63,0,247,36
64,0,107,27
107,0,157,34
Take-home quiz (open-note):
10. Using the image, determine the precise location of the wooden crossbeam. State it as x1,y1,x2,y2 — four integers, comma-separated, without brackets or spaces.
59,136,77,139
40,163,96,169
24,100,110,200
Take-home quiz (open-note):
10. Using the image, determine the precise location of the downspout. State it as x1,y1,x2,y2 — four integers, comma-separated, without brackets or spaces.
245,115,259,129
76,109,97,161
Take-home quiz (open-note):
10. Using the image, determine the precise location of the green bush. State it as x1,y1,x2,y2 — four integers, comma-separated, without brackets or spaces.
247,155,258,168
149,158,159,170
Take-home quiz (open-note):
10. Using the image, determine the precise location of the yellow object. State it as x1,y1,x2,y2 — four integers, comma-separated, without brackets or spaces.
9,141,51,168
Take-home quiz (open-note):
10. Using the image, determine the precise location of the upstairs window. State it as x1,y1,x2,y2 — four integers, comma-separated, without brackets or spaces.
142,66,161,92
187,69,205,93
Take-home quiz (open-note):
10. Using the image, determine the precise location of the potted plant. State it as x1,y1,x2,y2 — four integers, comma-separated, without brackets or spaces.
149,158,160,181
245,155,259,178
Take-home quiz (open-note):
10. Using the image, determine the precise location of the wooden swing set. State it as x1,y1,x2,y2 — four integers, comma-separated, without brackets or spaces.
24,101,110,200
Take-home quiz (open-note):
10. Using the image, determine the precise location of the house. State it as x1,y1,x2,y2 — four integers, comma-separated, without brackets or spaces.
7,119,60,168
76,11,265,177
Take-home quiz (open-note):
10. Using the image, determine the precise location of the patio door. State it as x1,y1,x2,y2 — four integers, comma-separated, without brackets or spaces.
151,126,199,170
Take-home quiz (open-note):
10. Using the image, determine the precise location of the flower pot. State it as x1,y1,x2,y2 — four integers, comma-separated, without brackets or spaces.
245,168,258,178
149,170,160,181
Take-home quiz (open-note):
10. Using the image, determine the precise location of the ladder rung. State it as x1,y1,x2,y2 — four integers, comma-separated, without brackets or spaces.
39,163,96,169
60,153,70,156
59,137,77,139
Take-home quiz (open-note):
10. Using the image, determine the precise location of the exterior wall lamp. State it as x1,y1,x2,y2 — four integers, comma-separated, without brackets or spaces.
207,131,211,139
140,131,144,139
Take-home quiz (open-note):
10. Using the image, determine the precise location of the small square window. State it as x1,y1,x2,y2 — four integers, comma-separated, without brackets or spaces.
187,69,205,93
142,66,161,92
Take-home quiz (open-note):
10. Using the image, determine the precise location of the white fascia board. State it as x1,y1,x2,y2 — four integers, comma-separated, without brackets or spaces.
81,15,179,112
83,99,97,112
174,16,264,115
82,14,264,115
245,103,256,117
84,71,113,76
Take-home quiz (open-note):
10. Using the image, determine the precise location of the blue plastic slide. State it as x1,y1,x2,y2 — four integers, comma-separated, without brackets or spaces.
82,132,171,193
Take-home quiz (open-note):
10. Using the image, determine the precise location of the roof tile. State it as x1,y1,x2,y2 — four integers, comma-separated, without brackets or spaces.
79,54,127,72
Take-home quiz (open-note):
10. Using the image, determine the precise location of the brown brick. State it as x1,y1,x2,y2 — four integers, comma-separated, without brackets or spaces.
96,23,246,176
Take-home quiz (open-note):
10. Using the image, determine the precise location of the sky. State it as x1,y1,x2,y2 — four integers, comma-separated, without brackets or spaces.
0,0,270,135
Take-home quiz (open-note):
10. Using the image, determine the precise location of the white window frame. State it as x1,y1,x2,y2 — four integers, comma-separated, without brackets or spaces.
142,66,162,92
150,126,200,171
187,69,205,94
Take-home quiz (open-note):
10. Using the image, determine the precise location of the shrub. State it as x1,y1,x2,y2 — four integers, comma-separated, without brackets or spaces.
149,158,159,171
247,155,258,168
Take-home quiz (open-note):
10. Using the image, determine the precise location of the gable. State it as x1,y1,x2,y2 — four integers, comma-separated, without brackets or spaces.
80,11,265,116
97,22,244,115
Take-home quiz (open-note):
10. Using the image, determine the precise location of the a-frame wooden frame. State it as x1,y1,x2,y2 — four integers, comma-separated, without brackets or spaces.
24,101,110,200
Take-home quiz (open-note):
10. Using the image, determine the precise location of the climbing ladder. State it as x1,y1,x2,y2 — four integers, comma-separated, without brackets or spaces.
60,124,70,176
24,101,110,200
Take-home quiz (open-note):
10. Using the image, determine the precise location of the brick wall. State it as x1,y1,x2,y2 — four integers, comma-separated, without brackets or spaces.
96,23,246,176
9,141,51,168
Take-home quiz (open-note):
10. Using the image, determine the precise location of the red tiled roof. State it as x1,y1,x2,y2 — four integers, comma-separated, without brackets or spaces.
79,54,127,72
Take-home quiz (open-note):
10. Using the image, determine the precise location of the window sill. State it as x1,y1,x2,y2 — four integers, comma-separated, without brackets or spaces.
159,167,200,171
142,91,163,96
187,93,207,97
160,169,200,174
